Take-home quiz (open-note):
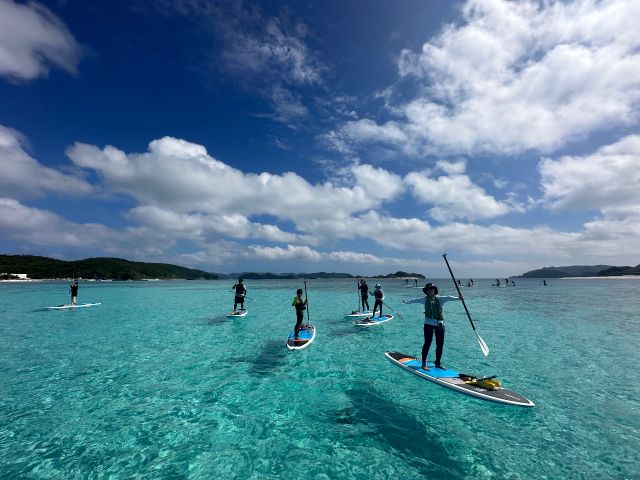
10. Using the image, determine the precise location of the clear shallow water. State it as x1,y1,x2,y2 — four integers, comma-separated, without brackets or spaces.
1,278,639,479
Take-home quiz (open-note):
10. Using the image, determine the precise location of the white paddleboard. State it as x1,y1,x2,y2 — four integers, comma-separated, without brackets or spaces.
353,314,393,326
343,310,373,319
46,303,101,310
227,309,248,318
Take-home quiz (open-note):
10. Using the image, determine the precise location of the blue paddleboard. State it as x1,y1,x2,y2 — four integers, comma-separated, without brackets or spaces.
286,324,316,350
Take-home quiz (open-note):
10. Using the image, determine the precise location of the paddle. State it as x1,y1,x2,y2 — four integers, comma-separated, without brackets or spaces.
303,281,311,327
382,301,403,320
442,253,489,357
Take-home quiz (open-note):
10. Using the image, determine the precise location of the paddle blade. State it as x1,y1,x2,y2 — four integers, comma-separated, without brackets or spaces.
476,332,490,357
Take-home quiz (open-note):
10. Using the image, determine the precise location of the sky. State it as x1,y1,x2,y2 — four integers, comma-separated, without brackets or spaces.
1,0,639,277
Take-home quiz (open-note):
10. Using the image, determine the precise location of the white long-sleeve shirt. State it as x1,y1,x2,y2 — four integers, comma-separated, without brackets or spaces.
403,295,461,326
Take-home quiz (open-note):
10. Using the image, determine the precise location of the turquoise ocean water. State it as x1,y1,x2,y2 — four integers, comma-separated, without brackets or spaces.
1,278,639,479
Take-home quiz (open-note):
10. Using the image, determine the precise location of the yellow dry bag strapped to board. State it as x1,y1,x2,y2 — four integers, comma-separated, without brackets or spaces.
459,374,502,391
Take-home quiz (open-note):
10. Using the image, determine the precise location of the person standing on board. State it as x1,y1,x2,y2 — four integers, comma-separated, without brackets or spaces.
358,279,370,312
370,283,384,318
292,288,307,340
232,278,247,312
402,282,462,370
69,280,79,306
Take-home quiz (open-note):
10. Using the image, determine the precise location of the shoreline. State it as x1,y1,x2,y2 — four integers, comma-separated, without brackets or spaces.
560,275,640,280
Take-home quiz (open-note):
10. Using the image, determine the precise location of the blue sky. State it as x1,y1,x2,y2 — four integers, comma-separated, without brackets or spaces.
1,0,639,277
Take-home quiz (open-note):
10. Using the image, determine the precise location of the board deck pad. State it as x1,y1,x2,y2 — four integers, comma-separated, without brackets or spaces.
385,351,534,407
227,309,248,318
353,314,393,326
287,325,316,350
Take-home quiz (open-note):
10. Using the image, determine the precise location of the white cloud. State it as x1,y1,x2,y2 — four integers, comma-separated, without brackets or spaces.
218,15,325,86
540,134,640,217
330,0,640,156
65,136,403,226
0,198,168,255
0,125,92,198
247,244,322,261
0,0,82,81
127,204,313,245
405,169,510,221
351,164,404,203
267,85,309,125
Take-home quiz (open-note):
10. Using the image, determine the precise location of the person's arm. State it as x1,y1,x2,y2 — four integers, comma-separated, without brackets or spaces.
402,296,425,305
438,295,462,304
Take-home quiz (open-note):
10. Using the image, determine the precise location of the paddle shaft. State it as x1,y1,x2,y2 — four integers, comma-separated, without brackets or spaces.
382,301,402,319
303,281,310,325
442,254,478,332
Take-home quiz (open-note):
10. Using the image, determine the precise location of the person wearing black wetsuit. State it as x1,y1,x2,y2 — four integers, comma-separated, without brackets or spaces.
371,283,384,318
292,288,307,339
358,279,370,311
69,280,79,305
232,278,247,312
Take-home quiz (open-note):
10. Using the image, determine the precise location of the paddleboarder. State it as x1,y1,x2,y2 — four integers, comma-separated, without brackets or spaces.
69,279,79,306
370,283,384,318
292,288,307,340
358,279,370,312
232,278,247,312
403,282,462,370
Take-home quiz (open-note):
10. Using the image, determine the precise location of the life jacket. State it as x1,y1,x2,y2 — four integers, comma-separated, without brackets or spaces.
424,296,443,320
292,297,306,311
234,284,246,295
374,289,383,300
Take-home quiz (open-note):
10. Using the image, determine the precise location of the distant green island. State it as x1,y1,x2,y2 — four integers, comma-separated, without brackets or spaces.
371,271,426,279
227,270,426,280
518,264,640,278
0,255,218,280
1,255,426,281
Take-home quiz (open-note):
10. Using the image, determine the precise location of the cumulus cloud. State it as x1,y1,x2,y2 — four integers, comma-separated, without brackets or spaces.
127,204,314,245
540,134,640,217
247,244,322,261
0,0,82,81
0,198,168,255
65,136,403,225
329,0,640,156
405,166,510,222
0,125,92,198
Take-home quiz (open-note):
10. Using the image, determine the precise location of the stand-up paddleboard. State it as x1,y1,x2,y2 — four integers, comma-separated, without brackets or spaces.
344,310,373,319
286,324,316,350
227,309,248,318
353,314,393,326
384,351,534,407
46,303,101,310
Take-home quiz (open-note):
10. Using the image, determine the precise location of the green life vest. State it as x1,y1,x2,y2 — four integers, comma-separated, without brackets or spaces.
292,297,306,311
425,296,443,320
